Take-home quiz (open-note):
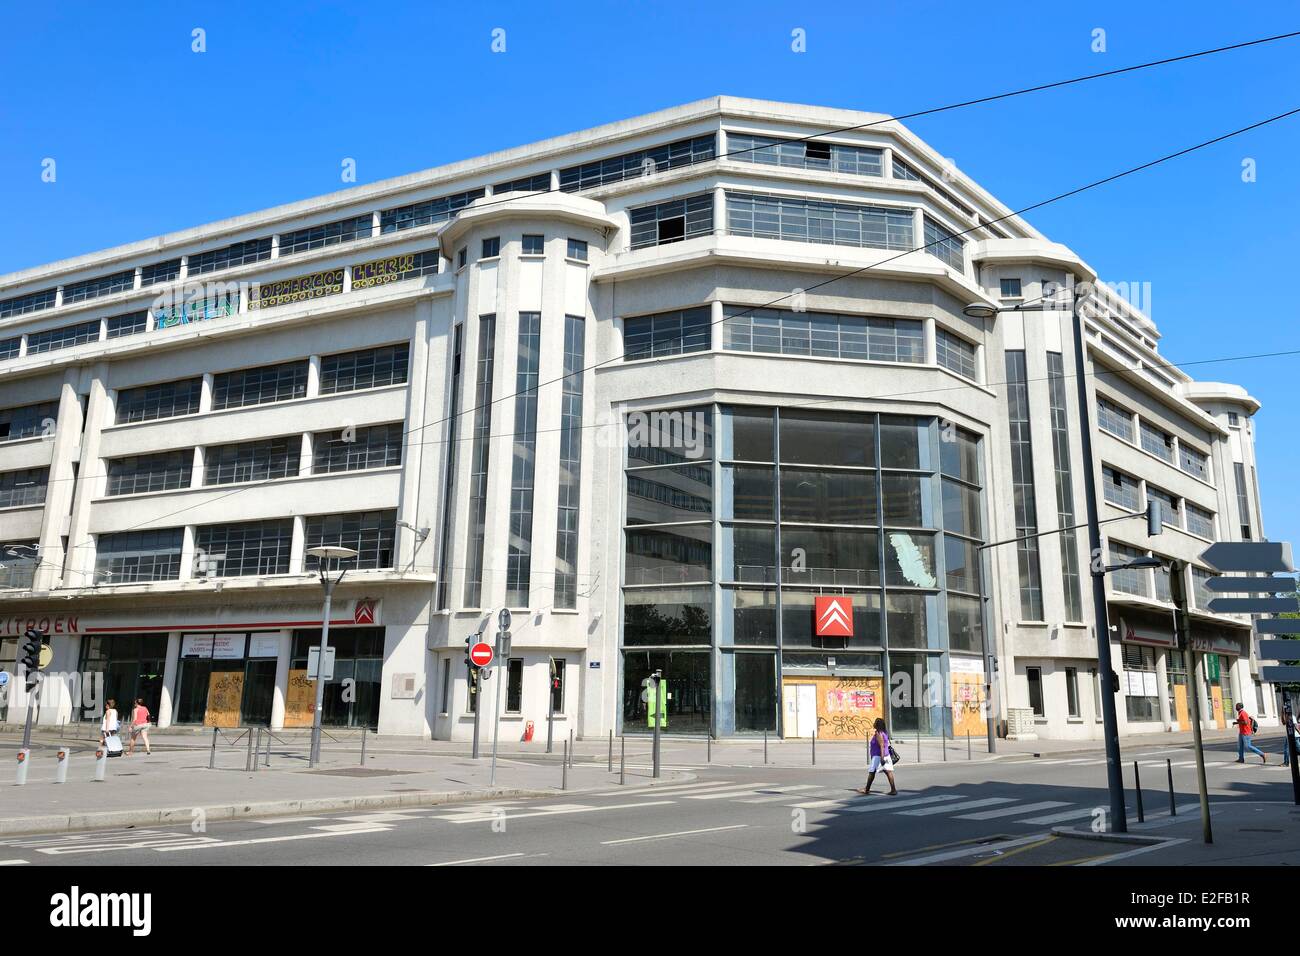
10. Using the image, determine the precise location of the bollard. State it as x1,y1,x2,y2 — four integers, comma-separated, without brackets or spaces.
707,734,712,763
811,722,817,766
208,726,218,769
1134,761,1145,823
1167,758,1176,816
55,747,69,783
14,748,30,786
967,731,972,760
360,726,368,767
569,729,574,769
252,728,261,773
562,740,569,790
608,730,613,773
763,729,768,765
942,731,948,762
94,747,107,782
619,735,626,786
245,728,255,772
916,730,921,764
265,728,272,768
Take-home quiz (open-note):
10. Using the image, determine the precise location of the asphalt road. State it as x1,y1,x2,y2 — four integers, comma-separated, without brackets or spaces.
2,741,1292,866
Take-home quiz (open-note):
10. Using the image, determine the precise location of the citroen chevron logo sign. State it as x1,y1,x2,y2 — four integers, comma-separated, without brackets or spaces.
814,596,853,638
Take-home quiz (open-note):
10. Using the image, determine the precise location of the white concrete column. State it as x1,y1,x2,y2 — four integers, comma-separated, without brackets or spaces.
975,342,987,385
713,186,726,236
271,629,292,730
158,632,181,728
179,527,196,581
711,299,725,352
299,433,313,476
290,515,306,572
307,354,322,397
1156,649,1172,730
34,375,86,590
190,447,204,488
199,373,214,413
923,317,937,365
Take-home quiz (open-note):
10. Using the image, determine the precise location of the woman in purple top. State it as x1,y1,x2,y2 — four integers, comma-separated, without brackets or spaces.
860,717,898,795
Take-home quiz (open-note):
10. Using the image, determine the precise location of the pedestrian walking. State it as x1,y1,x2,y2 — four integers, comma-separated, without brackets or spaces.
1233,702,1265,764
1281,704,1296,768
126,697,152,756
859,717,898,795
101,698,123,758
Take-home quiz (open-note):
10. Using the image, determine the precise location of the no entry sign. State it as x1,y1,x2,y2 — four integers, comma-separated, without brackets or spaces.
470,642,494,668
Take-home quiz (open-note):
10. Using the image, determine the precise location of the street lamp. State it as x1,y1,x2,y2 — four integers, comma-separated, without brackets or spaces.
964,290,1132,833
304,545,358,767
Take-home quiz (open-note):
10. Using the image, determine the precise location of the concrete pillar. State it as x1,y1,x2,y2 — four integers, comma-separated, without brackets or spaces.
271,629,292,730
1155,648,1171,730
923,317,937,366
290,515,306,573
158,632,181,728
199,373,214,413
1194,653,1213,730
179,526,196,581
713,186,726,236
33,375,85,590
307,354,322,398
711,299,725,352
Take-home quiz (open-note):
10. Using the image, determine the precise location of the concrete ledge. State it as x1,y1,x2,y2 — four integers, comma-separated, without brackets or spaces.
0,787,558,837
1050,826,1173,846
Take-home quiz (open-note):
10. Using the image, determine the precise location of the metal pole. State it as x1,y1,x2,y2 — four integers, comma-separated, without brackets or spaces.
1069,294,1127,833
360,726,368,766
1133,761,1144,823
568,729,574,769
488,637,504,787
916,728,921,764
619,735,625,785
1287,696,1300,806
246,727,254,772
763,728,768,765
967,730,972,760
707,733,711,763
651,671,662,779
1167,758,1176,816
1170,560,1212,844
942,731,948,762
546,668,555,754
471,668,481,759
19,675,41,753
608,729,613,772
309,571,338,768
265,728,272,768
811,721,816,766
208,726,218,769
562,740,568,790
251,727,260,772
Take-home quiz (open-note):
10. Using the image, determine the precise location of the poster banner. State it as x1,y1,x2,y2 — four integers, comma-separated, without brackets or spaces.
204,671,244,727
950,660,987,738
284,669,315,727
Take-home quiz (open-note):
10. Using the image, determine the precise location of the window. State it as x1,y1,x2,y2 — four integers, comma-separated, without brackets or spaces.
924,215,965,272
494,173,551,194
1227,411,1240,427
554,316,585,609
506,658,524,713
204,437,301,485
27,319,101,354
1234,462,1252,539
456,247,467,269
114,378,201,424
436,326,463,611
95,529,183,583
727,192,913,251
481,237,500,259
625,307,712,360
1091,668,1102,721
567,238,588,261
106,311,148,339
724,306,923,364
0,401,59,442
1147,486,1180,530
304,511,397,570
891,157,977,216
1109,542,1148,596
521,234,544,256
1138,420,1175,462
187,237,272,276
0,288,56,318
0,541,38,589
1065,667,1080,718
1102,466,1140,511
1186,502,1215,539
1005,352,1043,619
629,195,713,249
1047,353,1083,621
440,658,452,715
380,189,485,233
0,468,48,508
194,519,293,577
1026,667,1044,717
319,344,409,394
1122,643,1159,722
1179,444,1209,481
559,134,715,191
62,270,134,304
550,657,566,713
140,259,181,286
935,328,977,379
0,337,19,360
106,451,192,496
212,361,308,410
1154,557,1172,602
727,133,883,176
1096,396,1134,441
999,278,1022,298
463,315,496,607
1192,566,1214,608
892,157,923,181
278,215,372,256
506,312,541,606
312,422,403,473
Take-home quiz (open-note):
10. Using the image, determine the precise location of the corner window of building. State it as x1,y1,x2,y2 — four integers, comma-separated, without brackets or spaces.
1227,411,1240,428
935,328,977,379
481,237,500,259
440,658,451,716
1046,353,1083,621
506,313,541,607
1234,462,1252,539
457,247,467,269
566,238,588,261
436,325,463,610
1026,667,1044,717
629,195,712,249
999,277,1022,299
522,234,544,256
1065,667,1080,718
1005,352,1043,620
624,307,711,360
506,658,524,713
554,317,585,609
463,315,496,607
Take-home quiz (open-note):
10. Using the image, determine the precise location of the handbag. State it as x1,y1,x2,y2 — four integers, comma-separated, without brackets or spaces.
888,744,901,764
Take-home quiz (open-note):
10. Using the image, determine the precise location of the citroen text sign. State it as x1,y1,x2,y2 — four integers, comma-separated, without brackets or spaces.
814,596,853,638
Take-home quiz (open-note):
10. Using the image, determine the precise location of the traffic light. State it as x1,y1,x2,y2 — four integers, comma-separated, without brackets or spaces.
1146,500,1162,537
21,629,44,693
549,657,560,692
463,637,480,695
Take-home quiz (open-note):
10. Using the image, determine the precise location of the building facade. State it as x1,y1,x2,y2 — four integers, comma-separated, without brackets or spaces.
0,97,1278,742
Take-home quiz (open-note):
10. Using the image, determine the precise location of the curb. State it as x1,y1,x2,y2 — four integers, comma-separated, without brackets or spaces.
1049,826,1172,846
0,787,560,837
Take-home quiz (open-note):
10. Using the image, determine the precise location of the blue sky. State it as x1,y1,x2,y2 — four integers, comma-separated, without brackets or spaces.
2,1,1298,551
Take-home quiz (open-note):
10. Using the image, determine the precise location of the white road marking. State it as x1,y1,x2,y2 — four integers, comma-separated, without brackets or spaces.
1017,806,1104,825
440,800,677,824
155,827,391,851
0,859,30,865
1082,838,1187,865
684,783,783,799
897,797,1015,816
426,852,530,866
789,797,858,810
614,781,738,797
737,787,840,803
890,833,1050,866
601,825,748,845
840,794,964,813
250,816,332,825
955,800,1072,821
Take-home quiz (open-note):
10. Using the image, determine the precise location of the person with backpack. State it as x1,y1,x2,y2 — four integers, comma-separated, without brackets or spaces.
1233,702,1265,764
859,717,898,795
126,697,152,756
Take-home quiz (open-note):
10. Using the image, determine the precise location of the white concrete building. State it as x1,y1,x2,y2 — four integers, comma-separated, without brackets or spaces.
0,97,1278,743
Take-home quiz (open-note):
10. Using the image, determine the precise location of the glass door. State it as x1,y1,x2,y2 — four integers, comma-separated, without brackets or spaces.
241,659,277,726
734,653,777,732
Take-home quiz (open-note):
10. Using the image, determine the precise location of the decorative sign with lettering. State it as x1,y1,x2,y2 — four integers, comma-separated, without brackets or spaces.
350,251,436,291
249,268,345,310
154,292,240,329
0,615,80,636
